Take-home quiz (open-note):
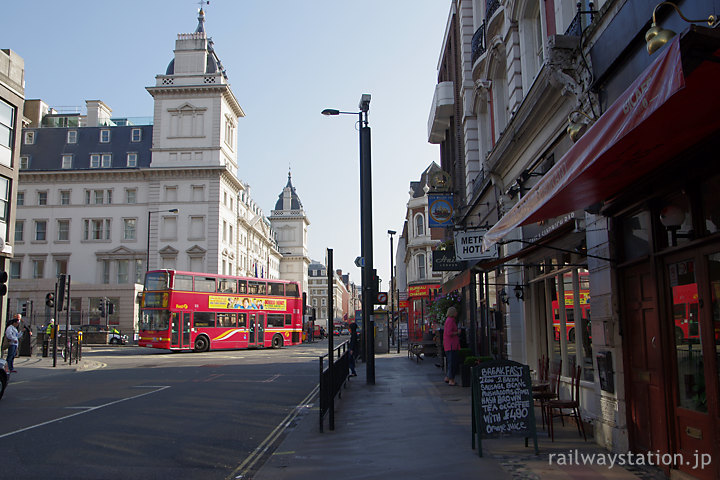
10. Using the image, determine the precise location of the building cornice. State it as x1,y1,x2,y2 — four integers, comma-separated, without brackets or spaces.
146,84,245,118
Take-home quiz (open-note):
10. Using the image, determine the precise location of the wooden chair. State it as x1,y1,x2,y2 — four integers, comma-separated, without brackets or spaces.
547,365,587,441
533,358,560,430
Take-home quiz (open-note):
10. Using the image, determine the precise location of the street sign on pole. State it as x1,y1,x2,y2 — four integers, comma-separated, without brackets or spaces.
376,292,388,305
354,256,365,268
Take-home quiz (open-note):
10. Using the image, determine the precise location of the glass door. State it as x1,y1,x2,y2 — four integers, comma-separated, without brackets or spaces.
668,253,719,479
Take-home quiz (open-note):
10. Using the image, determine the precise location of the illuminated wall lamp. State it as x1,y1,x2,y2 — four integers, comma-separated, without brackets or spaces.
645,2,717,55
567,110,594,143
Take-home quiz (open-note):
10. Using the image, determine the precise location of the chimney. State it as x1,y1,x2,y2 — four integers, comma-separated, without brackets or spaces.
85,100,112,127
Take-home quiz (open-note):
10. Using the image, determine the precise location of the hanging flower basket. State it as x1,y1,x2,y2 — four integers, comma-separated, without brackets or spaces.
429,290,462,325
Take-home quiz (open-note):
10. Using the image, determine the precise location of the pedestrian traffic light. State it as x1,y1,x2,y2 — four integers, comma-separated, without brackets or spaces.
98,302,105,317
45,292,55,308
0,270,7,296
57,275,66,311
108,302,115,315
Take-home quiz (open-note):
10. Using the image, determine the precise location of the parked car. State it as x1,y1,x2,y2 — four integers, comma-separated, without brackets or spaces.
79,325,129,345
0,358,8,400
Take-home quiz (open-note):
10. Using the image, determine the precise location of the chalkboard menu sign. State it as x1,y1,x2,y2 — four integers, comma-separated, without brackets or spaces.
471,359,538,457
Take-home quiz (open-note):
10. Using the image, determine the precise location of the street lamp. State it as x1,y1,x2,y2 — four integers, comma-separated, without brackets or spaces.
388,229,398,354
146,209,179,271
322,94,375,384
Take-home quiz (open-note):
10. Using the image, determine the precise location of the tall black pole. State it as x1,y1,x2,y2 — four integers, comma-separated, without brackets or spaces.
327,248,334,430
389,232,395,352
359,106,375,385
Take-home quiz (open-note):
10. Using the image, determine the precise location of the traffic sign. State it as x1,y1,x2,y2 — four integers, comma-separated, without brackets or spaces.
376,292,388,305
355,256,365,268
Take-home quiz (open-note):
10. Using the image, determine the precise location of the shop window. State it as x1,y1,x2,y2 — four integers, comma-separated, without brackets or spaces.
659,192,693,248
620,211,652,261
669,259,706,412
548,268,592,380
701,175,720,235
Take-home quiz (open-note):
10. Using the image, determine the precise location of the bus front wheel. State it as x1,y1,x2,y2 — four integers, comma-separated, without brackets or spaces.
194,335,210,353
272,335,283,349
568,328,575,343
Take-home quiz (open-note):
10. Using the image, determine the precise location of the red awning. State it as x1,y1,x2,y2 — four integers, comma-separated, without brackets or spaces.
483,27,720,251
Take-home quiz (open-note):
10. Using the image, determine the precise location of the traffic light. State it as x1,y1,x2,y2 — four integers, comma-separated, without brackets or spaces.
98,302,105,317
57,275,66,311
108,302,115,315
45,292,55,308
0,270,7,296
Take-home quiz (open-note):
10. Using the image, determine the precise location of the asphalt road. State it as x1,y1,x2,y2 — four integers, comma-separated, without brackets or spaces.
0,340,334,480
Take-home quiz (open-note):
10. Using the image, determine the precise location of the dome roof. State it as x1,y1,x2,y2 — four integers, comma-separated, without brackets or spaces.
275,172,303,211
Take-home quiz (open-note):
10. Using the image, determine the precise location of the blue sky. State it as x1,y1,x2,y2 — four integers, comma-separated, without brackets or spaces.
2,0,450,290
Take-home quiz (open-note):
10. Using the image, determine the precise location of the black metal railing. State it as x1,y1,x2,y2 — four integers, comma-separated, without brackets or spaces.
319,340,350,432
486,0,501,22
471,22,486,64
565,12,582,37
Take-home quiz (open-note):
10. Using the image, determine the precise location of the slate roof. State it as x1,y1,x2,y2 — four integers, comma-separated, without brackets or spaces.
19,124,153,171
274,172,303,211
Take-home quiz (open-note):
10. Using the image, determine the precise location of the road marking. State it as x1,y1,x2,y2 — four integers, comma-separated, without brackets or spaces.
0,385,170,439
227,384,319,480
261,374,280,383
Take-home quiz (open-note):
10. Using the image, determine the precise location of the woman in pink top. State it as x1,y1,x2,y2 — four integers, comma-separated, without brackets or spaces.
443,306,460,386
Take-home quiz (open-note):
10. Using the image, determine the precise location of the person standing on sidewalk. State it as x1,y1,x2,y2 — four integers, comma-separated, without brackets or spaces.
443,306,460,386
5,315,21,373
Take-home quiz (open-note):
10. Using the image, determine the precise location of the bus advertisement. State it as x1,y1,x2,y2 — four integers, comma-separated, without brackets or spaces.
139,270,303,352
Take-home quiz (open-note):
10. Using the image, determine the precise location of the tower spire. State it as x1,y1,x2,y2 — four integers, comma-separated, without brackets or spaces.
195,1,209,33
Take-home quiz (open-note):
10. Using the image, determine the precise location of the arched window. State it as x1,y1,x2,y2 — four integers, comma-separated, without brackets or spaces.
417,254,426,279
415,214,425,237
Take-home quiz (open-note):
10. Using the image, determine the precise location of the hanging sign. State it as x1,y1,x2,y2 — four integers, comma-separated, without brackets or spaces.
454,229,498,261
428,193,454,227
432,250,465,271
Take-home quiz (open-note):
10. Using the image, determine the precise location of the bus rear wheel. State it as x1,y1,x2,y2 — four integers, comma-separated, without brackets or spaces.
272,335,283,349
194,335,210,353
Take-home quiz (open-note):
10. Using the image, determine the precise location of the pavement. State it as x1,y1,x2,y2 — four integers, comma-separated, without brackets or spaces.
7,347,670,479
253,351,670,480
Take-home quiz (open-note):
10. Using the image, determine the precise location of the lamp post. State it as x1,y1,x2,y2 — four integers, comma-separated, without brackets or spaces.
322,94,375,384
146,209,179,271
388,229,398,354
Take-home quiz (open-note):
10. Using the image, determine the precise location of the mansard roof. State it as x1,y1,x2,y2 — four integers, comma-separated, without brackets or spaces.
19,124,153,171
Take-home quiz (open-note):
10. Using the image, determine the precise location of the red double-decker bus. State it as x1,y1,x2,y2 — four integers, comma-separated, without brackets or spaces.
139,270,303,352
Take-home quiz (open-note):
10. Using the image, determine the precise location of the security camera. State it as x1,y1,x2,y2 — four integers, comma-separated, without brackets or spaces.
359,93,371,112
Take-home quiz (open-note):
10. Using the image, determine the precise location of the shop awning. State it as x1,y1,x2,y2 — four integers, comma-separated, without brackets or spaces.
483,26,720,251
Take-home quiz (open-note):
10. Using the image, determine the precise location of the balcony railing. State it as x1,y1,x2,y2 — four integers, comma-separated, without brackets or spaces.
565,12,582,37
471,22,486,64
486,0,501,21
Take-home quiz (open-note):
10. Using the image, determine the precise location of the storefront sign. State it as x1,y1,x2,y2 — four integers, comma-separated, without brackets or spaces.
432,250,465,271
408,285,441,297
428,193,454,227
454,229,498,261
399,300,409,309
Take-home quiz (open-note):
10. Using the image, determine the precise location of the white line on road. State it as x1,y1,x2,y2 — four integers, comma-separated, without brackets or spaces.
226,384,319,480
0,385,171,439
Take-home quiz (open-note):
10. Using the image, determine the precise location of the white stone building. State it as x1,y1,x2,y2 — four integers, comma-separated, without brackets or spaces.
9,10,296,335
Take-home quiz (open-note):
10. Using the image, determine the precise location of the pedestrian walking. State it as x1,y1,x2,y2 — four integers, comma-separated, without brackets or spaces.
348,323,358,377
443,306,460,386
5,314,21,373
